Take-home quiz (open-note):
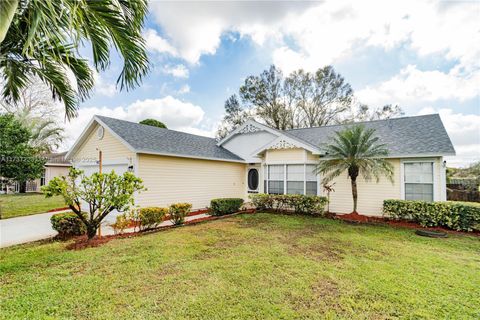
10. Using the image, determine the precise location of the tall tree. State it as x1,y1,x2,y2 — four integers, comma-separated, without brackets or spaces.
1,83,64,152
0,114,45,193
240,65,294,130
287,66,353,127
140,119,167,129
353,104,403,121
315,125,394,213
216,94,250,140
0,0,149,119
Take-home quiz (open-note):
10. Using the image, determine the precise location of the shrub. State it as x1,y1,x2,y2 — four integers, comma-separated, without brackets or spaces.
249,194,328,216
383,199,480,231
169,203,192,225
111,213,130,234
50,212,86,239
249,193,273,210
210,198,244,216
138,207,168,231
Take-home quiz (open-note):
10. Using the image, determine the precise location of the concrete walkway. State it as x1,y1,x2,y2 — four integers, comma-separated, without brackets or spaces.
0,211,210,248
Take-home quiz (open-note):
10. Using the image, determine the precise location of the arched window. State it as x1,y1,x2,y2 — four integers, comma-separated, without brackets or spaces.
248,169,259,190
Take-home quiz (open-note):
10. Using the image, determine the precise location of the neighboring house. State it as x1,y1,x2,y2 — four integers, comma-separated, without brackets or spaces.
66,114,455,216
0,152,72,193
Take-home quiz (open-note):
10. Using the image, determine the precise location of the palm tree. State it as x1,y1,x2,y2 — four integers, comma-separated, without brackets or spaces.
316,125,394,214
0,0,149,119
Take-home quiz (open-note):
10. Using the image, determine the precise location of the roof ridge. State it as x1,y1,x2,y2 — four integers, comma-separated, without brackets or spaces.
95,115,217,142
283,114,439,132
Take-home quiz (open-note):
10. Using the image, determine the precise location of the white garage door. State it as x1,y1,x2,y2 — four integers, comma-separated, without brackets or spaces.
75,163,129,223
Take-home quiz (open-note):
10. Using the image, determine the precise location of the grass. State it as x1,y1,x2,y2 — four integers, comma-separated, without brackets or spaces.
0,193,66,219
0,213,479,319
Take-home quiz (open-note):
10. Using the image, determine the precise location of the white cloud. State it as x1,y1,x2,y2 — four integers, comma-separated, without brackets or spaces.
177,84,190,94
148,1,479,74
148,1,312,64
356,65,480,107
143,28,177,56
163,64,189,78
418,107,480,167
62,96,216,149
94,72,116,97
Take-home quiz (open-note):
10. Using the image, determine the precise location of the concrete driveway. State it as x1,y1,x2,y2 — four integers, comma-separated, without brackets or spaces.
1,210,210,248
0,210,122,248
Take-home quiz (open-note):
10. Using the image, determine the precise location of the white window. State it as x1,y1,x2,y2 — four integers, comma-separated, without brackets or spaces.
268,165,284,194
264,164,318,195
306,165,318,195
287,165,304,194
404,162,434,201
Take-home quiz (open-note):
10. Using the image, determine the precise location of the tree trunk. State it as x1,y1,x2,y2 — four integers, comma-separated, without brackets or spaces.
19,181,26,193
86,224,97,240
351,177,358,213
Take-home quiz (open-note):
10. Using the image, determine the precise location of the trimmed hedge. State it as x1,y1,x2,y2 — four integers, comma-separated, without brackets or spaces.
210,198,244,216
169,203,192,225
249,194,328,216
383,199,480,232
138,207,168,231
50,212,86,239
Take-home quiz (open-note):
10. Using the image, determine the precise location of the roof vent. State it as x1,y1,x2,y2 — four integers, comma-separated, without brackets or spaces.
97,126,104,140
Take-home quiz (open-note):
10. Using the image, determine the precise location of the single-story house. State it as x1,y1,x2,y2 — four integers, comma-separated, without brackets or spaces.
66,114,455,216
0,152,72,193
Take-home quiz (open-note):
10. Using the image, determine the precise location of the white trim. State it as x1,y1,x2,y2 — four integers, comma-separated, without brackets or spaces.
136,150,246,163
217,119,281,146
265,160,318,165
74,159,130,167
252,135,322,156
400,159,438,201
44,163,72,167
439,157,447,201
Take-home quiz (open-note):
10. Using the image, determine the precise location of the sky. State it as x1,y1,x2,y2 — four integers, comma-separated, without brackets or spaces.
62,0,479,167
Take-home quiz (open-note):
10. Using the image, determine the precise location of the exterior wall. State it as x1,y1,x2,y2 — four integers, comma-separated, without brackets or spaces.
71,123,134,164
222,130,277,163
327,159,401,216
137,154,247,209
45,166,70,184
265,148,307,163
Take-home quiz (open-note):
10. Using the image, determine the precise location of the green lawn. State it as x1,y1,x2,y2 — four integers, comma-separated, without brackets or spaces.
0,193,66,219
0,213,478,319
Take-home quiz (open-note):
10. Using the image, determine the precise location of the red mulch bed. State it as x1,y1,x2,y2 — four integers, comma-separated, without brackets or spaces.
67,209,256,250
334,212,479,236
47,207,71,213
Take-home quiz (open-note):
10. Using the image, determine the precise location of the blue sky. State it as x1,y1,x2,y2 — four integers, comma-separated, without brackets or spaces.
67,1,480,167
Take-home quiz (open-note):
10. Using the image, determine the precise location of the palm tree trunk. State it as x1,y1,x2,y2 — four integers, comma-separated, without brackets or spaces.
351,178,358,213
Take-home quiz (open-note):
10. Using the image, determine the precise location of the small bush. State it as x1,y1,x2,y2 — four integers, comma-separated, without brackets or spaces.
138,207,168,231
383,199,480,232
249,194,328,216
50,212,86,239
111,213,130,234
210,198,244,216
169,203,192,225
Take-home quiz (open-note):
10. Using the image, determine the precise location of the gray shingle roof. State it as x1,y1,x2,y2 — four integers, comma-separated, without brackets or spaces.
283,114,455,157
96,116,244,161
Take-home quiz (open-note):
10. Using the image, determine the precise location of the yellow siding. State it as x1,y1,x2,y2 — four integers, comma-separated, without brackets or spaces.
306,151,319,162
45,166,70,184
137,154,247,209
266,148,305,163
72,123,134,162
328,159,401,216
